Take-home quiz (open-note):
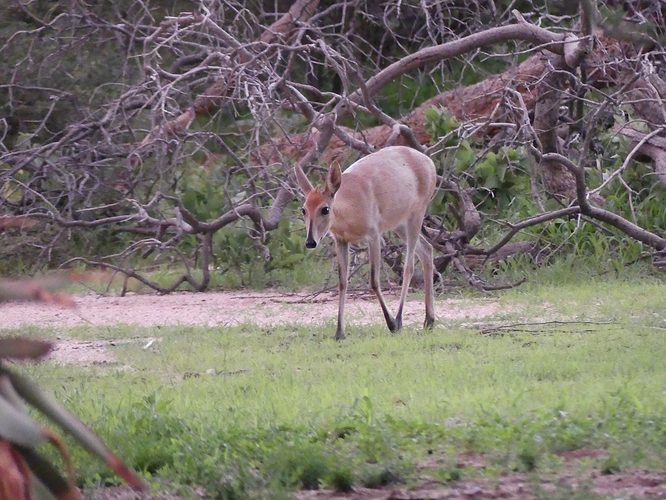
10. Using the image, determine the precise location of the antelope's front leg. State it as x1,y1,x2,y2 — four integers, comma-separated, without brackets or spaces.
335,240,350,340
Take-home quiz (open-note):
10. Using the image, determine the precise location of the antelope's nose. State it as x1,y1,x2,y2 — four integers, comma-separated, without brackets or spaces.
305,239,317,249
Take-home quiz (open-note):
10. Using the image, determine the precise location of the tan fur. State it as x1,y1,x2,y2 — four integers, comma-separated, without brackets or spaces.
295,146,437,340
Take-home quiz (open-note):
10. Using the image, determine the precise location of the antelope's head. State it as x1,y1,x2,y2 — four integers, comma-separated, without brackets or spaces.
295,163,342,249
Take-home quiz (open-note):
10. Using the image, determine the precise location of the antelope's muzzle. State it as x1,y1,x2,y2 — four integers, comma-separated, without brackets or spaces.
305,221,317,249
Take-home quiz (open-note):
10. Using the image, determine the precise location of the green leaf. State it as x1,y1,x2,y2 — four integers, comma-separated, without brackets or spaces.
281,254,305,267
423,108,441,123
496,162,507,182
475,160,495,179
483,174,500,189
544,198,562,211
455,145,475,170
0,393,47,447
4,367,148,490
5,367,113,457
206,186,223,216
181,189,198,214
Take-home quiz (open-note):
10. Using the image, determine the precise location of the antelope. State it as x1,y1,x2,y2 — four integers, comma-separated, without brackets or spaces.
295,145,437,340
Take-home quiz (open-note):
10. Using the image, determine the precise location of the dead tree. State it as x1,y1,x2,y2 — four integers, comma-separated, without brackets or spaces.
2,0,666,292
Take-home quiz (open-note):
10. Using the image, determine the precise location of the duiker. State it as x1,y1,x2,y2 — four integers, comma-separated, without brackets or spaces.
295,146,436,339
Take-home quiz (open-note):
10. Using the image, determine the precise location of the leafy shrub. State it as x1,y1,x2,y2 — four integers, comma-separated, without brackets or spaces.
424,106,666,272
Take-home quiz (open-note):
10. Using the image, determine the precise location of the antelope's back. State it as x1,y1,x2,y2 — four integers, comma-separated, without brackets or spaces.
340,146,436,232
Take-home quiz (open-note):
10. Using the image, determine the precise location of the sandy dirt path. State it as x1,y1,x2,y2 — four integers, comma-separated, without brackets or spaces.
0,289,503,329
0,290,505,366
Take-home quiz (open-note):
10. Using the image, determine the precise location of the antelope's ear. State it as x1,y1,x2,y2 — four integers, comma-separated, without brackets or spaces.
326,163,342,197
294,164,313,195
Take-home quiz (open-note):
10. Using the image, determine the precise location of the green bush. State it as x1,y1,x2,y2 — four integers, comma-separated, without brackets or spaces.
424,106,666,274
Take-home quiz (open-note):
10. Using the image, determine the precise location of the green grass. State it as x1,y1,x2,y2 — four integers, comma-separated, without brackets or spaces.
7,276,666,498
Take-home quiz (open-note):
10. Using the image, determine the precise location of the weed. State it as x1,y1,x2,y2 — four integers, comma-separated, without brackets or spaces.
324,467,355,493
434,465,461,482
600,455,621,475
517,447,539,472
263,442,329,490
358,464,404,488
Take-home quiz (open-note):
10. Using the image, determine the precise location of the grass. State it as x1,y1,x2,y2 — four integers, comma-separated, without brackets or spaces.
7,274,666,498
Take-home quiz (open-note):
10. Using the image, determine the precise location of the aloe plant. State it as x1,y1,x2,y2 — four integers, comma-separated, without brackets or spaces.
0,273,148,500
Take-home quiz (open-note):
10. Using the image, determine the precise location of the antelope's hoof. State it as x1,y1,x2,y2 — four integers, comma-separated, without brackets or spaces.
424,317,435,330
387,318,402,333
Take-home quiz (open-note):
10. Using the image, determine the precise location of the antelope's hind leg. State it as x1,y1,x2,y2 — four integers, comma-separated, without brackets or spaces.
367,235,399,332
393,223,419,331
394,220,435,330
415,234,435,329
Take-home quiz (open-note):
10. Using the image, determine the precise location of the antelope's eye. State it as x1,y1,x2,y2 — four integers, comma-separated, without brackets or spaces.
301,207,306,216
321,206,330,216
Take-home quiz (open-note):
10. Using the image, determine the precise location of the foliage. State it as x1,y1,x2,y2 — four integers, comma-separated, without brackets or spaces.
424,105,666,272
0,274,146,499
